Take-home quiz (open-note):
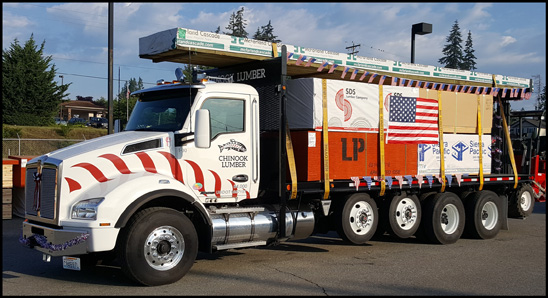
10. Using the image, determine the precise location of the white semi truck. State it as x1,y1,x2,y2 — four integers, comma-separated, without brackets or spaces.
20,28,543,286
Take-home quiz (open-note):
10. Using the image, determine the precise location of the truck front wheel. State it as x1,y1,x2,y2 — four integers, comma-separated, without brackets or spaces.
336,193,378,244
118,207,198,286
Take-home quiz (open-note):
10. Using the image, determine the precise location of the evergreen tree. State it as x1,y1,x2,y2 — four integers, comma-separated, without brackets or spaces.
225,7,248,38
462,30,477,71
253,27,264,40
115,77,143,123
253,20,281,42
438,20,464,69
2,35,69,125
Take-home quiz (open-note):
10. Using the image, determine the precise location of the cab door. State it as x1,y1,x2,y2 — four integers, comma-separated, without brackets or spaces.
184,91,259,203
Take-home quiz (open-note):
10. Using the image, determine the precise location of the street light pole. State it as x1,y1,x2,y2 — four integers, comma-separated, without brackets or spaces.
411,22,432,64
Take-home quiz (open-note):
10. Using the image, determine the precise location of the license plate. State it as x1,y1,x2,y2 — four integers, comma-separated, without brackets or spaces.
62,256,81,271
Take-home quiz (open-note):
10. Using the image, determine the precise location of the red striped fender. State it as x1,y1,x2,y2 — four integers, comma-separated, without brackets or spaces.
64,151,249,199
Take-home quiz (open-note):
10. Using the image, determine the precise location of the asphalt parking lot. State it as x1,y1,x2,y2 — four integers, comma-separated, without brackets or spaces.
3,202,545,296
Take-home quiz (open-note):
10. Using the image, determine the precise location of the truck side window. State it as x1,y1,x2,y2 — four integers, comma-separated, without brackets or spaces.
201,98,244,139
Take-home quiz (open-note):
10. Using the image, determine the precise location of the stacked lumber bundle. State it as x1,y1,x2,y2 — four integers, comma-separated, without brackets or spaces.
2,160,16,219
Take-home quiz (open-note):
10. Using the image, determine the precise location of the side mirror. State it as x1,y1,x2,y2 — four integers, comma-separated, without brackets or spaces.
194,109,211,148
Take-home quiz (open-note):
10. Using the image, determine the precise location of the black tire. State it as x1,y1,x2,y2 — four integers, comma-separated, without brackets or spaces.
118,207,198,286
464,190,502,239
372,198,389,239
415,192,436,242
508,184,535,218
336,193,378,244
421,192,465,245
386,192,421,239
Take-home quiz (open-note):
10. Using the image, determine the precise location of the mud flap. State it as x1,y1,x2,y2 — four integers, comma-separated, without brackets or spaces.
500,194,508,230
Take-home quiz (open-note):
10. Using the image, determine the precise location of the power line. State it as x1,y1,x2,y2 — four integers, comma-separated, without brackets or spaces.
57,72,157,86
16,3,179,34
51,56,176,73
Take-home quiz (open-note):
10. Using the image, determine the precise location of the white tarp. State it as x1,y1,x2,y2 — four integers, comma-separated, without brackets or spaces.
286,78,435,143
286,78,379,132
417,134,492,175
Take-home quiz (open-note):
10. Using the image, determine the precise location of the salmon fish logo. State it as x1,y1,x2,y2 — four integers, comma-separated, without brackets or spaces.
219,139,247,153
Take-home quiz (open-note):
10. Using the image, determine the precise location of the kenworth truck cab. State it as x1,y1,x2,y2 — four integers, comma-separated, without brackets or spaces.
21,75,312,286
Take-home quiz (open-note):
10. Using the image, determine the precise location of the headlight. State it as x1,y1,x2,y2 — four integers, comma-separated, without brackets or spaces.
71,198,104,220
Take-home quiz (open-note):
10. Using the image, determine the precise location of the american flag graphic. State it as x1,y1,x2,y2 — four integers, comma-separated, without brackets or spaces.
350,69,359,80
304,57,316,67
341,67,349,78
387,95,439,144
295,54,307,65
317,61,329,72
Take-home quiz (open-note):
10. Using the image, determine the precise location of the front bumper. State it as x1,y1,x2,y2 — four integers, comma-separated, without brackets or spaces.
20,221,90,257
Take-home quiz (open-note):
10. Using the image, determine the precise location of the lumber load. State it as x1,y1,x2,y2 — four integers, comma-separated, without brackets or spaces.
139,27,532,94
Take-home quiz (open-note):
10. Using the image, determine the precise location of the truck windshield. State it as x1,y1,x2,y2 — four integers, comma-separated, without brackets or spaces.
125,88,198,132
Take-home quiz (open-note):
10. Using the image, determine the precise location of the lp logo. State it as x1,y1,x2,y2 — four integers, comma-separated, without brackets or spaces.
341,138,364,161
452,142,468,161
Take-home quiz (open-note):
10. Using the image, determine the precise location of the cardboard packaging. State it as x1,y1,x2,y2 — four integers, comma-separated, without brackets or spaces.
419,89,492,134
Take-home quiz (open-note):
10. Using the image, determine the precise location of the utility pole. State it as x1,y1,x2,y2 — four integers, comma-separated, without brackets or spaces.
108,2,114,134
345,41,360,55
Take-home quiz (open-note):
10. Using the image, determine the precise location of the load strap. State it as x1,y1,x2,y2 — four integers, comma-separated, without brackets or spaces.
437,90,446,192
285,122,297,199
497,97,519,189
378,85,386,196
477,94,484,191
322,79,330,200
492,74,518,189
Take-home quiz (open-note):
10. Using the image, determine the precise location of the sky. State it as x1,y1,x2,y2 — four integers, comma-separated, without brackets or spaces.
2,2,546,111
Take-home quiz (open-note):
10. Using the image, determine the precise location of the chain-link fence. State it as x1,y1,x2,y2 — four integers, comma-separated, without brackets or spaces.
2,138,85,158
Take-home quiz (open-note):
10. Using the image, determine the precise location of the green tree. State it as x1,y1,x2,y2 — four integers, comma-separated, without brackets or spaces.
225,7,248,38
438,20,464,70
2,35,69,125
114,77,143,126
461,30,477,71
94,96,107,108
252,20,281,42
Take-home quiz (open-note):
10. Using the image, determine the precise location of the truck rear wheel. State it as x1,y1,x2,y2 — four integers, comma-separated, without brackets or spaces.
387,192,421,239
464,191,502,239
118,207,198,286
420,192,464,244
336,193,378,244
508,184,535,218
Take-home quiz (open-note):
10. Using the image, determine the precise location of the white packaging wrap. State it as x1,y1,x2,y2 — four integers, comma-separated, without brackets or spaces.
286,78,380,132
418,134,492,175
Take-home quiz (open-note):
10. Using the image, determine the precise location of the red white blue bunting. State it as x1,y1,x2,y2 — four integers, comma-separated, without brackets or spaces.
287,53,532,100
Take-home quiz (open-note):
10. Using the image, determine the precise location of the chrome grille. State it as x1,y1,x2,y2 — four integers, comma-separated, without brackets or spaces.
25,168,38,216
40,168,57,219
25,163,58,221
